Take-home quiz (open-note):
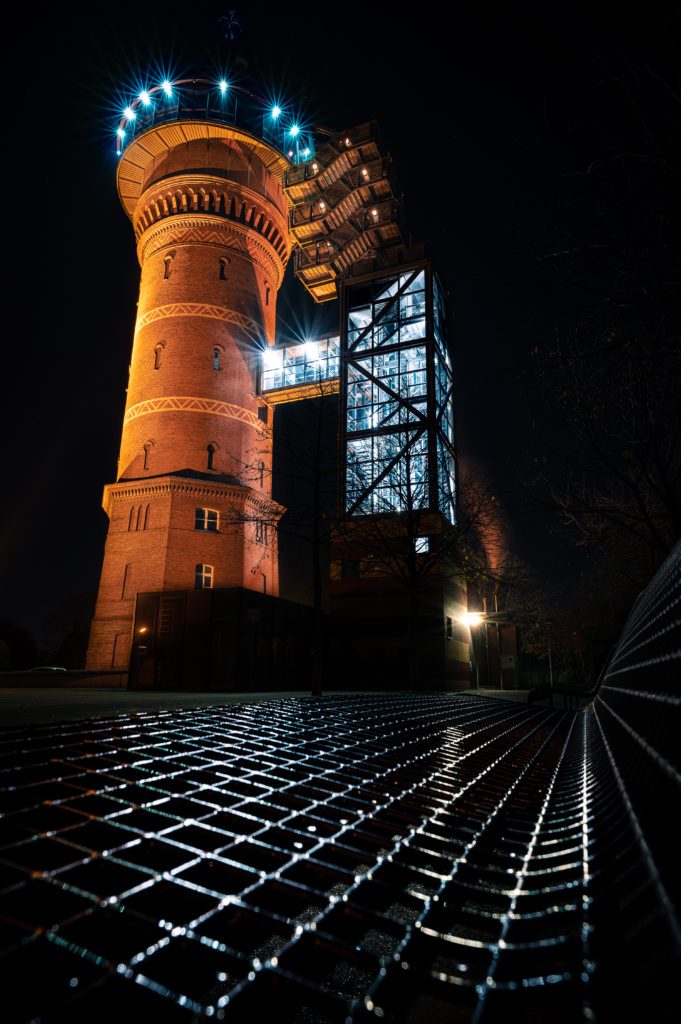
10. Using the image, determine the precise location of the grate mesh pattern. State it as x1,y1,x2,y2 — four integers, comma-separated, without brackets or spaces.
0,687,679,1022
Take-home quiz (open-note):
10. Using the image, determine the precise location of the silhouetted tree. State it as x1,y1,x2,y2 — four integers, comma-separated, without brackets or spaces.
222,385,338,693
532,49,681,588
334,446,516,686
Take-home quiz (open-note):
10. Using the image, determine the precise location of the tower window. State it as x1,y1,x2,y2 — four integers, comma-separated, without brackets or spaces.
213,347,221,371
447,616,453,640
154,344,164,370
255,520,268,545
219,257,229,281
195,563,214,589
258,460,265,487
415,536,429,554
265,286,271,307
163,255,174,280
258,406,268,424
121,563,132,599
143,442,153,470
207,444,216,470
195,508,219,531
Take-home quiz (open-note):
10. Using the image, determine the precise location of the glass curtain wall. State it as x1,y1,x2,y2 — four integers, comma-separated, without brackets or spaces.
342,264,455,522
261,337,340,392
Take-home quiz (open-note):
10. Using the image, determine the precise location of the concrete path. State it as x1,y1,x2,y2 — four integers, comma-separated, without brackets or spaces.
0,686,531,728
0,688,311,727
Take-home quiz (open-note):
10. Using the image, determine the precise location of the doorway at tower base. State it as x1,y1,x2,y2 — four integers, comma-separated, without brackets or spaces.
129,588,315,692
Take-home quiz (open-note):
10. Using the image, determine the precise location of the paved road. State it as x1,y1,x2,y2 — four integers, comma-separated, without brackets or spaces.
0,689,312,727
0,687,530,727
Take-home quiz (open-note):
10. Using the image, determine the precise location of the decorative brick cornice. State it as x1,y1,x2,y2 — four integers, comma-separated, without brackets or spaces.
103,476,285,518
134,304,261,339
134,174,288,243
137,215,286,285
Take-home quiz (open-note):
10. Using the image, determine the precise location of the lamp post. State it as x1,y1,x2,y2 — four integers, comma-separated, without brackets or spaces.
458,611,484,689
458,609,514,690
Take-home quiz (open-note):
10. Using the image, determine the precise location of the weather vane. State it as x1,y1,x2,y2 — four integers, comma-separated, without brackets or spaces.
218,10,242,42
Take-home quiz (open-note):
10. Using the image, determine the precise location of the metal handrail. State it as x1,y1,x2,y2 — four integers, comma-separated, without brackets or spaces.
527,644,617,709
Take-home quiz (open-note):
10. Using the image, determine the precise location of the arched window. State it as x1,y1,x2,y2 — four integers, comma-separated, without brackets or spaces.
219,257,229,281
128,507,135,531
265,286,271,307
213,347,221,371
143,442,153,470
207,444,216,471
195,564,214,589
135,505,142,531
258,460,265,487
154,344,164,370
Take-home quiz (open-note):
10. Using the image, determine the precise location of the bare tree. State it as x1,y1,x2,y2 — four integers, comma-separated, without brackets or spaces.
531,51,681,587
220,384,338,693
334,441,514,686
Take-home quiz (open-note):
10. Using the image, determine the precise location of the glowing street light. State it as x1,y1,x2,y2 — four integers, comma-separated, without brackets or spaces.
219,80,228,94
139,91,151,106
124,106,136,121
459,611,484,627
271,105,281,119
162,80,173,97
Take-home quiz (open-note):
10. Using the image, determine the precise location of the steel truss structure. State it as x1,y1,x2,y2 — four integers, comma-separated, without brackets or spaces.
339,257,456,524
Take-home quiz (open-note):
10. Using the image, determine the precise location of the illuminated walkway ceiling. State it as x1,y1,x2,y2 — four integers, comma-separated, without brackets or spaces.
1,687,677,1022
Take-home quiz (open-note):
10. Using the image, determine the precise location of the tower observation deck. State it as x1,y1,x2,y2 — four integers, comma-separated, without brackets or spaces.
87,75,406,673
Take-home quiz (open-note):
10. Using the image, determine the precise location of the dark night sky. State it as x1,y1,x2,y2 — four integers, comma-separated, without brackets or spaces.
3,2,679,640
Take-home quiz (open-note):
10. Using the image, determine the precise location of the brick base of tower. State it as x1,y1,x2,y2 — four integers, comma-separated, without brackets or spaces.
86,473,283,671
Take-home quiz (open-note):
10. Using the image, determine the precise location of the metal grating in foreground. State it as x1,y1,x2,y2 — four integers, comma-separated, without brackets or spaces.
0,693,677,1023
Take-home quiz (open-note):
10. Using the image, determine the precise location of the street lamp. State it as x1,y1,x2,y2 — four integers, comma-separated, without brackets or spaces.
458,607,514,690
457,610,485,688
459,611,484,628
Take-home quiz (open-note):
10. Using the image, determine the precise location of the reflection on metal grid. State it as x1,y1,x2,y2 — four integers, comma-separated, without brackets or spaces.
0,686,678,1022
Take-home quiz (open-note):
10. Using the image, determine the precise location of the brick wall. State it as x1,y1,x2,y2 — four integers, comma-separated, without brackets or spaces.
87,134,290,671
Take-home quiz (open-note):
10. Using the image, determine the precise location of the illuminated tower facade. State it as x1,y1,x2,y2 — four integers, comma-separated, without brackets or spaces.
87,82,297,670
87,79,412,679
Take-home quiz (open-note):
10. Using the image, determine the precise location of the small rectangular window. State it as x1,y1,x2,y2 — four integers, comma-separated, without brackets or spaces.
195,508,219,531
446,616,453,640
195,564,214,589
415,536,429,554
255,520,268,545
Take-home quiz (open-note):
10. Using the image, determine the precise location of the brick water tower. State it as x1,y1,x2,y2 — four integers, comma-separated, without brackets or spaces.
86,80,298,670
87,76,416,678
